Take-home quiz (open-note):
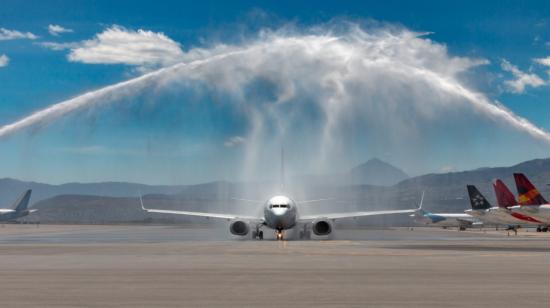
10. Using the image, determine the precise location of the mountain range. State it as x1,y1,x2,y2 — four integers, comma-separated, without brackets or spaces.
5,157,550,224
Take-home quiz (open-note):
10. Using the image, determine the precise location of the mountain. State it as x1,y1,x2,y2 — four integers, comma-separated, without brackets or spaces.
6,157,550,224
0,178,187,206
393,158,550,212
350,158,409,186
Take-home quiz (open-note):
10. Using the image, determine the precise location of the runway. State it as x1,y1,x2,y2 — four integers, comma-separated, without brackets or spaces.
0,225,549,307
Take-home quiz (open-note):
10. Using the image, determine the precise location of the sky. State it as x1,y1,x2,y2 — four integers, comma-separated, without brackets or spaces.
2,0,550,184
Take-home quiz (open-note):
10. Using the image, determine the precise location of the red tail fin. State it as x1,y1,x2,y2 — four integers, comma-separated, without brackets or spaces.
493,179,517,208
513,173,548,205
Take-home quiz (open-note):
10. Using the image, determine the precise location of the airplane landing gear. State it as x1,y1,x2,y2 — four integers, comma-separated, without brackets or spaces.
299,225,311,240
253,225,264,240
506,225,518,236
275,230,283,240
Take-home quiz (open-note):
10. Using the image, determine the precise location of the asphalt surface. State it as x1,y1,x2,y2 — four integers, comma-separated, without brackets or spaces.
0,224,549,307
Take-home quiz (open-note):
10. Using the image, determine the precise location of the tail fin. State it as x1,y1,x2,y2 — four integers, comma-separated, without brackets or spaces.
467,185,491,210
493,179,517,208
280,146,285,192
11,190,32,211
513,173,547,205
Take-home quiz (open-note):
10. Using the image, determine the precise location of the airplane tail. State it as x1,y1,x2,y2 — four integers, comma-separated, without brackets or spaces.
280,146,285,192
466,185,491,210
11,189,32,212
513,173,547,205
493,179,517,208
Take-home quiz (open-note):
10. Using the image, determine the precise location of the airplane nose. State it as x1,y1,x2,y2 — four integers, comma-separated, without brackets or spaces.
272,208,287,216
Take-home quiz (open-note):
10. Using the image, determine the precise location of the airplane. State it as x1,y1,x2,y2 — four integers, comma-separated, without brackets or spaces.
509,173,550,232
0,190,36,222
464,184,539,229
141,151,417,240
493,179,542,224
411,192,477,230
141,194,418,240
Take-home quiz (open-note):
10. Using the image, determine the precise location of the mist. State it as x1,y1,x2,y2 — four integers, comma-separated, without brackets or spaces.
2,22,550,183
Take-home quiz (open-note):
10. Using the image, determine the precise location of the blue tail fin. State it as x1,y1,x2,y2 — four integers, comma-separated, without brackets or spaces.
11,190,32,211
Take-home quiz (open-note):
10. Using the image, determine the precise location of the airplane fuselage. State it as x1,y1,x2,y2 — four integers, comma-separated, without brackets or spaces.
511,205,550,224
0,209,33,221
414,212,474,227
466,207,540,225
263,195,298,231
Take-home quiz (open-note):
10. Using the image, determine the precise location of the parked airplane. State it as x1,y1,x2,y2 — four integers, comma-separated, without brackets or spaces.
493,179,541,224
0,190,35,222
464,184,539,229
411,193,477,230
141,150,417,240
509,173,550,232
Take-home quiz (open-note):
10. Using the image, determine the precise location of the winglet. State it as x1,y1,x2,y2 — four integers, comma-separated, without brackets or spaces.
418,191,425,210
139,193,148,211
410,191,426,217
410,191,426,218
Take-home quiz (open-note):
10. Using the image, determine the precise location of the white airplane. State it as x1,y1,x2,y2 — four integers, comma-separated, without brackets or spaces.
411,193,477,230
141,152,417,240
464,184,539,228
509,173,550,232
0,190,36,222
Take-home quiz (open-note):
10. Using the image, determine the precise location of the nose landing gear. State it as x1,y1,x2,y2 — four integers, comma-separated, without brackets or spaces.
275,230,284,240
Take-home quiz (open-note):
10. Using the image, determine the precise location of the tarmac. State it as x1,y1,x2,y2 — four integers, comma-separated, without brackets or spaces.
0,224,549,307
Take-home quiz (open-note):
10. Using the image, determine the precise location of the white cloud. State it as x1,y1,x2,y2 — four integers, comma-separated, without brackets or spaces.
0,28,38,40
0,54,8,67
66,25,184,67
440,165,456,173
48,24,73,36
224,136,246,147
501,59,545,93
39,41,80,51
535,56,550,68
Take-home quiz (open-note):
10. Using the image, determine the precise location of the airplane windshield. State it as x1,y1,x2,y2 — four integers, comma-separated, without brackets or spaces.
270,204,289,208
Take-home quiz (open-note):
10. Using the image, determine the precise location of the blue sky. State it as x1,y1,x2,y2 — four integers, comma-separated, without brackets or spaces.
2,0,550,184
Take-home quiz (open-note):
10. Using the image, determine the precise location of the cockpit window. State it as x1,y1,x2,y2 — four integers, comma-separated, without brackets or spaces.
270,204,288,208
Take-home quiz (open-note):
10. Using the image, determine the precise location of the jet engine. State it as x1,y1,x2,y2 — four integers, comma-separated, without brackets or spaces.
312,220,332,236
229,220,250,236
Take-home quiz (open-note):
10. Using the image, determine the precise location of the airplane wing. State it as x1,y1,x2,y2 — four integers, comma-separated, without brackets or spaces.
230,197,262,204
298,208,417,221
140,197,260,221
296,198,334,204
